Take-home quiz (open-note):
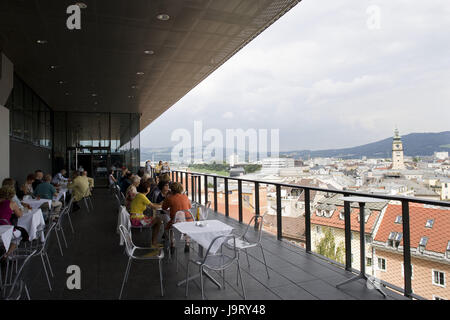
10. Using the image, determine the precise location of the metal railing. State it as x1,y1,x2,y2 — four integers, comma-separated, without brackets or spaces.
160,168,450,299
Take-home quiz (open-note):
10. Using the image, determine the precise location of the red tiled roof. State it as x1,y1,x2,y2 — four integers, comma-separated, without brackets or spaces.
264,214,305,241
374,204,450,254
310,206,381,234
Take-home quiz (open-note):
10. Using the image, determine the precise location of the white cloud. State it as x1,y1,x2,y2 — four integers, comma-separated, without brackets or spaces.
141,0,450,151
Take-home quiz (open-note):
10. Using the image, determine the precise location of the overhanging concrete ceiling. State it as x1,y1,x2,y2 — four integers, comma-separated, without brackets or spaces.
0,0,300,130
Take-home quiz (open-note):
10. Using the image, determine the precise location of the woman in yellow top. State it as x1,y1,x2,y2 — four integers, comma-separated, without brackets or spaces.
129,181,162,248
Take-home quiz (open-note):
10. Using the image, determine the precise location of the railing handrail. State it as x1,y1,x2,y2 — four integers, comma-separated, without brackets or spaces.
171,169,450,208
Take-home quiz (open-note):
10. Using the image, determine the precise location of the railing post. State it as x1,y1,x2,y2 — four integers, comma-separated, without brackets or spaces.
276,184,282,240
224,178,229,217
238,179,243,223
176,171,179,182
191,174,195,203
359,202,366,274
304,188,311,253
343,194,352,271
184,172,188,195
198,175,202,205
171,171,174,181
402,200,413,298
254,182,260,230
204,175,208,204
180,171,183,186
213,176,218,212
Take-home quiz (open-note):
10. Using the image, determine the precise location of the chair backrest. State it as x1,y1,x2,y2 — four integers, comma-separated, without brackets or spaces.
39,222,57,255
174,210,195,223
120,206,131,230
119,224,135,257
202,234,237,269
241,214,265,244
6,249,37,300
205,201,211,209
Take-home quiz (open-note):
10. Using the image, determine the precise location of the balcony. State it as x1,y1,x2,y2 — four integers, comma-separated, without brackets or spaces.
22,188,407,300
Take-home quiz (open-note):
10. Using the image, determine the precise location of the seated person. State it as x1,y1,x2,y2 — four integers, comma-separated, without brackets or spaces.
129,181,162,248
162,182,193,252
152,181,170,204
32,170,44,191
125,176,141,211
0,186,24,259
68,171,89,211
108,170,117,186
34,174,62,216
52,169,68,186
21,174,35,196
120,171,132,195
2,178,31,211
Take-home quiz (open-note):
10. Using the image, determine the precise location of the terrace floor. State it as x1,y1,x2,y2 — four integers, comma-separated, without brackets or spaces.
25,189,409,300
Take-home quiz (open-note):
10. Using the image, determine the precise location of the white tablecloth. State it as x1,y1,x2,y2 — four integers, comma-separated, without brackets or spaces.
117,206,131,246
22,198,52,210
173,220,233,254
54,189,67,202
18,209,46,242
0,225,14,250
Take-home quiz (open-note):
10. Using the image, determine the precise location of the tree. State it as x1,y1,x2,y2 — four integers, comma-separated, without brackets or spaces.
315,227,345,264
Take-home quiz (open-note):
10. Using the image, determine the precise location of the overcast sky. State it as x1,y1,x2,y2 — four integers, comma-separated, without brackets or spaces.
140,0,450,152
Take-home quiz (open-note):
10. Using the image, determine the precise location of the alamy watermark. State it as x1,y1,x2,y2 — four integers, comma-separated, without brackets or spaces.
171,121,279,164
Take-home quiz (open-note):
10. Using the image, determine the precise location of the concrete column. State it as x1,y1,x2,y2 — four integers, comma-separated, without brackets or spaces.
0,53,13,181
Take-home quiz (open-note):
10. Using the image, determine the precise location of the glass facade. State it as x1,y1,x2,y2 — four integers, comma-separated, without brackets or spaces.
5,74,53,149
5,74,141,186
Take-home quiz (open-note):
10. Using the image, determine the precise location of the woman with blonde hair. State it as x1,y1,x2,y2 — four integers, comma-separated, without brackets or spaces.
125,175,141,210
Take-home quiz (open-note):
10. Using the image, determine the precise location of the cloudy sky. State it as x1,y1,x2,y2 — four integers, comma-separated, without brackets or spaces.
140,0,450,152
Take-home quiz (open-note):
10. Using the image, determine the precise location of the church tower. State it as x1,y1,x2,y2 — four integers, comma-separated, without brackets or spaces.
392,128,406,170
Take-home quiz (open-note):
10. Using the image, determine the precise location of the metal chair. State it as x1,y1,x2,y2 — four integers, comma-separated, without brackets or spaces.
185,234,246,300
225,214,270,279
169,210,196,272
118,225,165,299
2,250,36,300
6,223,57,291
54,204,70,256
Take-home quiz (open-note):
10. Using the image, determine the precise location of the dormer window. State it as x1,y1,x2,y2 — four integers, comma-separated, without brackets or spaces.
339,211,345,220
419,237,428,253
446,241,450,259
316,210,323,217
425,219,434,228
388,232,396,247
395,216,402,224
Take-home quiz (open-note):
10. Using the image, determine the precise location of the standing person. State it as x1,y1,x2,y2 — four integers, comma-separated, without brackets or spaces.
154,161,163,179
108,170,117,187
129,181,163,248
120,171,132,194
161,162,170,175
32,170,44,191
145,160,151,175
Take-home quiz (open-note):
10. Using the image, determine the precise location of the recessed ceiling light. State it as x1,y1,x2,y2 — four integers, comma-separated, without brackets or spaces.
131,85,139,89
136,72,144,75
94,102,98,105
128,95,134,99
58,80,65,84
50,65,59,70
144,50,154,55
75,2,87,9
65,92,70,96
91,93,97,97
37,40,48,44
156,14,170,21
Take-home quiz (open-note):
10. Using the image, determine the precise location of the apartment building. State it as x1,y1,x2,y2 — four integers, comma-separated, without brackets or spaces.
373,204,450,300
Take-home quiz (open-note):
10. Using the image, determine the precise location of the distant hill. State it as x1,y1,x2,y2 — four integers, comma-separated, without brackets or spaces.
141,131,450,161
281,131,450,159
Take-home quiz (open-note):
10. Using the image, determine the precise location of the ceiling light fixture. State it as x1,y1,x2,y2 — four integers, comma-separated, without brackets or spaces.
37,40,48,44
156,14,170,21
91,93,97,97
58,80,65,85
144,50,154,55
136,72,144,75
